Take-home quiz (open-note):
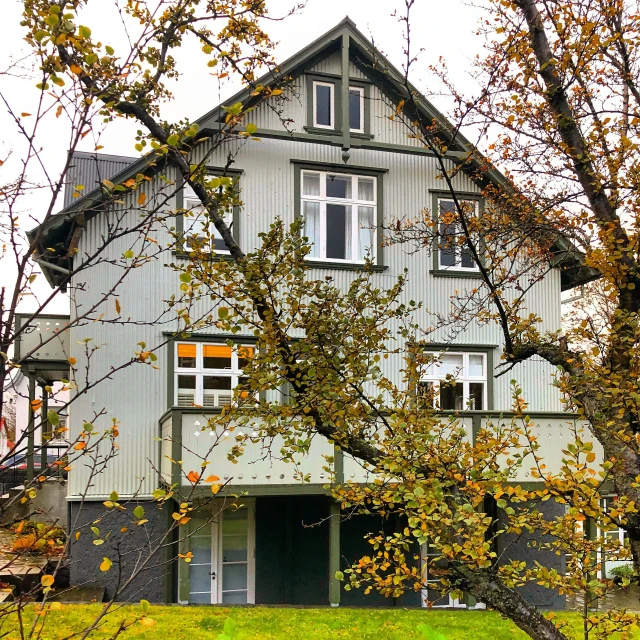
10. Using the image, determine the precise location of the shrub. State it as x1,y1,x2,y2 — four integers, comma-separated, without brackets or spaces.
610,564,635,580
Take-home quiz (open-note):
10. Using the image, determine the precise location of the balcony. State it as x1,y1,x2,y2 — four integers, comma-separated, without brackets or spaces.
14,314,71,382
160,410,598,493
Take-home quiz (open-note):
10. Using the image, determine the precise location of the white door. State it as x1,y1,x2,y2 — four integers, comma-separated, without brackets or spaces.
186,501,255,604
421,544,466,608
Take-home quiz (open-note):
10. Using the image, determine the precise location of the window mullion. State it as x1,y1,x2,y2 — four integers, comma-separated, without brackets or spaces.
320,201,327,259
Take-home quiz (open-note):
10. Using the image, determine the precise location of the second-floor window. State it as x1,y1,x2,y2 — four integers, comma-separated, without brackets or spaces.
419,351,487,410
349,86,364,132
437,198,479,271
182,177,236,254
175,342,253,408
301,170,376,262
311,80,366,132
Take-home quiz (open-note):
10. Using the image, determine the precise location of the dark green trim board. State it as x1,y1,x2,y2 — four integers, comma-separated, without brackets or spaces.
429,189,485,278
304,260,387,272
292,160,386,268
341,31,350,153
329,500,341,606
171,409,182,487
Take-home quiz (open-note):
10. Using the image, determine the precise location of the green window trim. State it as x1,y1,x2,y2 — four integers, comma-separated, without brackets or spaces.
420,343,495,411
429,189,485,278
304,72,372,138
174,166,243,255
292,160,386,268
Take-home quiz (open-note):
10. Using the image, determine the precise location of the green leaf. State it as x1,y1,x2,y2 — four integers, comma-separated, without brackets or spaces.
133,505,145,519
110,491,119,501
334,570,344,581
246,123,257,135
123,250,134,259
496,498,507,509
140,599,150,614
167,134,179,146
78,25,91,39
48,410,59,427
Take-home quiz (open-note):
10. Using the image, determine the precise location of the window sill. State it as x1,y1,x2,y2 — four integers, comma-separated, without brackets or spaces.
303,126,375,140
172,250,234,261
430,269,484,279
305,260,387,272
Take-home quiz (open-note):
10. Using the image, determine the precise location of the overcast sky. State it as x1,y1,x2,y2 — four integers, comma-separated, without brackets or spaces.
0,0,486,315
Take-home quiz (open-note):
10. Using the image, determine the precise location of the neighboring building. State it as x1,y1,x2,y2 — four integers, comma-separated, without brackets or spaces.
24,18,598,607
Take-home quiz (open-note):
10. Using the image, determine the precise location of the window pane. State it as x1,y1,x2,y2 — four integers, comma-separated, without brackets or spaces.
440,382,464,410
178,375,196,389
190,591,212,604
222,563,247,591
469,355,484,377
440,354,463,377
439,199,456,214
222,591,247,604
203,376,232,390
237,347,254,370
417,381,435,408
203,345,232,369
439,223,457,267
223,535,248,562
358,178,375,201
461,244,475,268
469,383,484,410
326,174,352,199
358,206,375,260
302,172,321,196
349,88,362,130
315,83,332,127
326,204,350,259
177,343,197,368
303,201,321,257
190,564,212,594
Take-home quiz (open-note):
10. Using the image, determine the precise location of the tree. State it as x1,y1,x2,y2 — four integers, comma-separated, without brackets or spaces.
0,0,287,636
6,1,637,639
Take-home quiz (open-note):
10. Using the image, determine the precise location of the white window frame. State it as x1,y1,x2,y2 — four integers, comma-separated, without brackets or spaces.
420,351,487,411
313,80,335,129
184,500,256,605
599,496,631,579
182,181,233,255
348,86,365,133
301,169,377,263
437,197,480,272
174,342,251,408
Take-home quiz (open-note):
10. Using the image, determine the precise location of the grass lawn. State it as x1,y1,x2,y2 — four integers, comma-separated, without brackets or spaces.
1,605,639,640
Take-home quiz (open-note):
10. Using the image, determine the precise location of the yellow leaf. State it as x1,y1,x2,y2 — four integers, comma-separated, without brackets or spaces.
120,527,129,533
68,357,77,365
74,442,86,450
586,452,596,463
205,475,220,482
140,618,156,627
21,112,31,117
49,601,62,610
115,299,121,315
137,192,146,206
186,470,200,484
41,575,54,587
75,531,81,541
99,557,112,572
31,399,43,411
211,484,221,495
70,64,82,75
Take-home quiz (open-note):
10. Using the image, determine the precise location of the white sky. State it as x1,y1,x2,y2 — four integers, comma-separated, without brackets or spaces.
0,0,486,315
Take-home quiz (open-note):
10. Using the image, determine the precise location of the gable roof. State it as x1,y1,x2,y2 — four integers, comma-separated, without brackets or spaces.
29,16,598,291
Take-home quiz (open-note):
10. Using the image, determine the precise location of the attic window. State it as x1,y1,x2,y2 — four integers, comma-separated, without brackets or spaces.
313,81,334,129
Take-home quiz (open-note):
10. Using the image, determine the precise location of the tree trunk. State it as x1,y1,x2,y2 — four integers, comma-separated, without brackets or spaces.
457,566,568,640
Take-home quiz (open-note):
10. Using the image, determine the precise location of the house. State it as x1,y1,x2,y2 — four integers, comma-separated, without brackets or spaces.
22,18,599,607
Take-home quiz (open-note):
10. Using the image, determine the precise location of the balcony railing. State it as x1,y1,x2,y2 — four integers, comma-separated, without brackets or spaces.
14,314,70,365
159,410,597,493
